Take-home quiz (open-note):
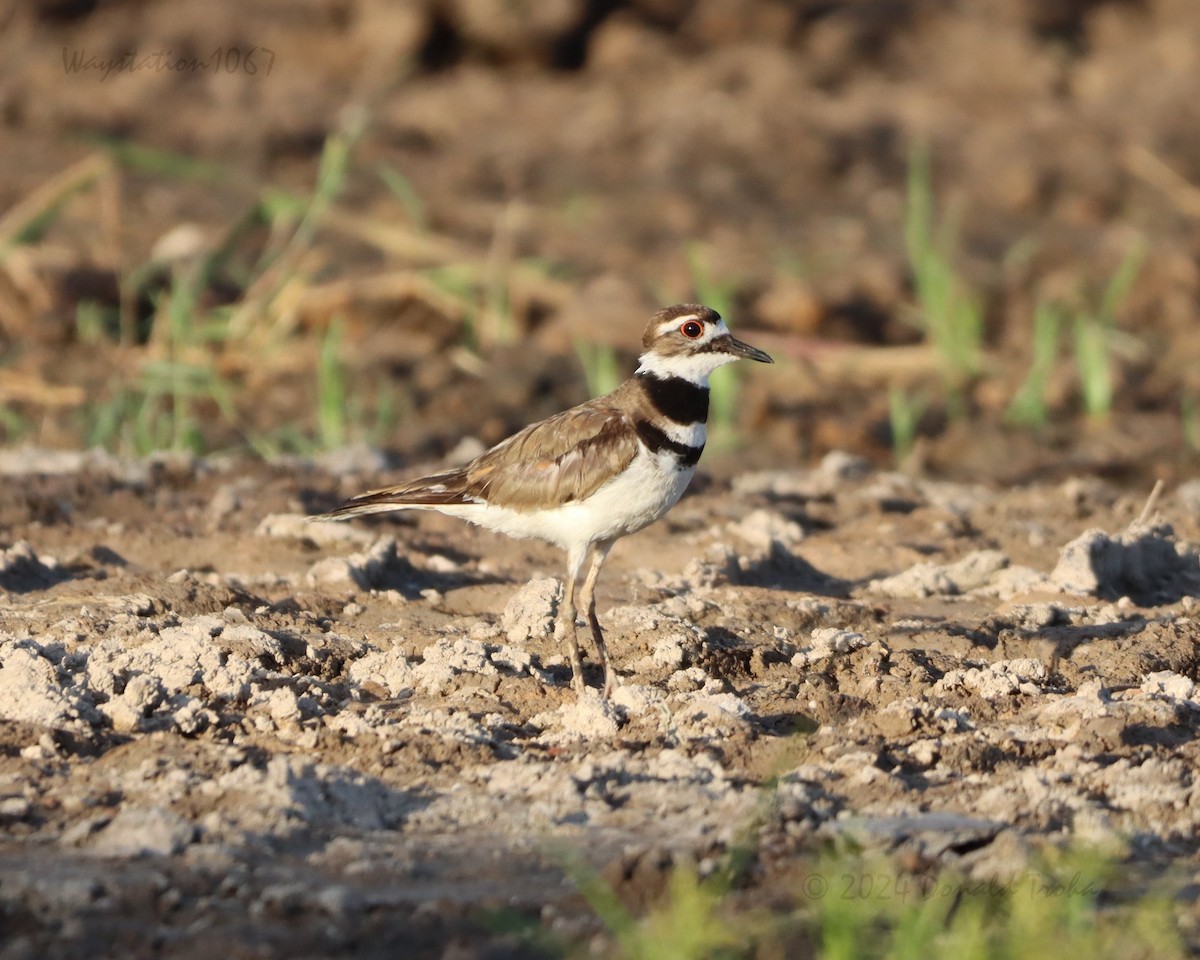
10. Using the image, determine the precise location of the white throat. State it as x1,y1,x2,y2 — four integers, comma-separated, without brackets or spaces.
635,349,735,385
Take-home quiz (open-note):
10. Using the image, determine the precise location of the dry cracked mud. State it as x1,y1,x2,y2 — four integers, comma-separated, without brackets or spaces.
1,448,1199,956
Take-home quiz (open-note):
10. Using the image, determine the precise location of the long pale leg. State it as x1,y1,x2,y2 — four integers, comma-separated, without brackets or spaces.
577,539,616,698
557,544,588,693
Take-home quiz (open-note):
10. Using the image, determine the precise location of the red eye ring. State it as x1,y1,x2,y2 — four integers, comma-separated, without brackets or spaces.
680,320,704,339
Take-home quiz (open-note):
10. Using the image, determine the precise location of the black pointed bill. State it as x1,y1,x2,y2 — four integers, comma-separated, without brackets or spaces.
722,335,773,363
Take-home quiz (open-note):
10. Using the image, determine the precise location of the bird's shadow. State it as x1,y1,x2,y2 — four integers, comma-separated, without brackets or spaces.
0,545,76,594
730,543,852,598
364,551,511,600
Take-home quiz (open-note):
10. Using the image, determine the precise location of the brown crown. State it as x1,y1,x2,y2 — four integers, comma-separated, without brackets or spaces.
641,303,721,350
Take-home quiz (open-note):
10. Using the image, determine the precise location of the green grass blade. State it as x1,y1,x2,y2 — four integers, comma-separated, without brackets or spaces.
1099,239,1146,321
377,163,427,231
1006,300,1063,427
904,142,934,268
903,142,983,397
1073,312,1112,418
575,340,622,399
96,139,229,183
1183,395,1200,451
317,317,347,449
889,388,925,465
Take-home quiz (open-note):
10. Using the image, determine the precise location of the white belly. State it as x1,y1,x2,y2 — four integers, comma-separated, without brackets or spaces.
440,449,695,552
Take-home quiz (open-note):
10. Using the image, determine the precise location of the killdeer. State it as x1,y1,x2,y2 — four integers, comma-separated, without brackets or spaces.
313,304,773,697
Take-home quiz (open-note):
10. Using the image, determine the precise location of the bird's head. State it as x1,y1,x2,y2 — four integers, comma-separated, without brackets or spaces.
637,303,773,383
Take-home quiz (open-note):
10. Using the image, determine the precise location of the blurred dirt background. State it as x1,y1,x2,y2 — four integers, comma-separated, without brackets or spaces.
3,0,1200,478
3,0,1200,957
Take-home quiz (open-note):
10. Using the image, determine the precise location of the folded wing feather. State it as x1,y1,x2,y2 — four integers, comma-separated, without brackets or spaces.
316,400,639,518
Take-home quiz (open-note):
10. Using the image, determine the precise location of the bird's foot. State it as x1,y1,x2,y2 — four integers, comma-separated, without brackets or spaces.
570,666,587,695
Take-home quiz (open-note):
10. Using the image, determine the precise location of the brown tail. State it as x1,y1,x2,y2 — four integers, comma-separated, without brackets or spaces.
310,469,477,521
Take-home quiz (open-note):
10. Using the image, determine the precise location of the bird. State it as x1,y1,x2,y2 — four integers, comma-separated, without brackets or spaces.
312,304,773,698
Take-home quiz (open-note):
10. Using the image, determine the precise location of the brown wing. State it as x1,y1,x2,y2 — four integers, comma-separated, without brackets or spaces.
313,398,639,519
310,466,476,519
462,400,639,510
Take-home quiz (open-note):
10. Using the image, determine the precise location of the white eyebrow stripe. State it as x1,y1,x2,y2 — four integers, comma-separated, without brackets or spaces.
655,314,702,337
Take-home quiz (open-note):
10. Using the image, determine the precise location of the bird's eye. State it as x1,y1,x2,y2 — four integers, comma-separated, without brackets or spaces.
680,320,704,339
